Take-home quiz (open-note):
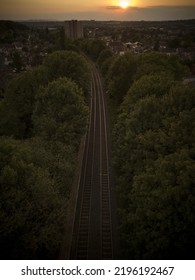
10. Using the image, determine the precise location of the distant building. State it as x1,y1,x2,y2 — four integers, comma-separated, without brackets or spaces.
64,20,83,40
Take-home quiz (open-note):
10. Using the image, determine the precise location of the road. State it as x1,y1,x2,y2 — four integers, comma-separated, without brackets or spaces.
70,61,116,260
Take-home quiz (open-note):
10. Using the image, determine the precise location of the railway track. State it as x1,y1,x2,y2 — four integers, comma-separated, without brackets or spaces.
70,61,114,260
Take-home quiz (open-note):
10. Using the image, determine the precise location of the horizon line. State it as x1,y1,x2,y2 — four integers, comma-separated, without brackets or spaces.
1,18,195,22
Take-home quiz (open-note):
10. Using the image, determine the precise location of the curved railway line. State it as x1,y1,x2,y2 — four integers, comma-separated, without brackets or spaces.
70,61,116,260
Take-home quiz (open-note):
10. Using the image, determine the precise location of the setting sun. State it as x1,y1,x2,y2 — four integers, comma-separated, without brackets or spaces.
119,1,129,8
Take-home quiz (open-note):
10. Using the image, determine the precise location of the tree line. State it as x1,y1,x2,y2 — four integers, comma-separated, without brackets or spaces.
1,35,194,259
0,50,90,259
93,41,195,259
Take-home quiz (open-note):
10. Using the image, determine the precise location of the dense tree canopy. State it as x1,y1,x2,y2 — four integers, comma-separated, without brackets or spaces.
100,48,194,259
33,77,88,148
0,137,67,259
0,65,48,138
136,52,188,80
0,50,90,259
0,50,91,140
97,49,114,77
108,53,137,104
79,39,107,60
1,39,193,260
113,74,195,259
43,50,90,94
104,51,188,106
97,48,113,67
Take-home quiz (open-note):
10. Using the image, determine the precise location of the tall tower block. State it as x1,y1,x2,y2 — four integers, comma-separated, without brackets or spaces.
64,20,84,40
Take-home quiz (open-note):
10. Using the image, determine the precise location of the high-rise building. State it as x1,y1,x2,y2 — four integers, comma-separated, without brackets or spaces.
64,20,83,40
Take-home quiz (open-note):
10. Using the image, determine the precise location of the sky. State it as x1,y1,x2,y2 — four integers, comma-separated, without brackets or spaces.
0,0,195,21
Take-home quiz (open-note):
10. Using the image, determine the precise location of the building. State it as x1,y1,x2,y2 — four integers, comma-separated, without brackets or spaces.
64,20,83,40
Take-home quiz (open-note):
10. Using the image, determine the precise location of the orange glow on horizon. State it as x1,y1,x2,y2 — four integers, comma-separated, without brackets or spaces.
0,0,195,20
119,1,129,8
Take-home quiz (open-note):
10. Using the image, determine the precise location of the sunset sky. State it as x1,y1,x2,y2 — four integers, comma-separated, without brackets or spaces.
0,0,195,21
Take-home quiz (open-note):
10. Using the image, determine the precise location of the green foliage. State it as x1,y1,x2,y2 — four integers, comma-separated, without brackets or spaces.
97,49,114,77
0,49,89,259
97,48,113,66
79,39,107,60
136,52,188,80
90,39,107,59
122,74,176,112
59,27,65,49
100,56,114,79
106,51,189,108
33,77,88,148
128,149,195,259
43,50,91,94
0,66,49,138
12,51,23,72
113,74,195,259
20,137,76,196
0,20,28,43
0,137,67,259
1,50,91,140
108,53,137,104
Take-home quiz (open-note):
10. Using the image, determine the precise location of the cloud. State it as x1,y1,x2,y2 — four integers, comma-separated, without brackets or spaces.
106,6,121,10
128,5,195,20
1,3,195,21
105,5,195,21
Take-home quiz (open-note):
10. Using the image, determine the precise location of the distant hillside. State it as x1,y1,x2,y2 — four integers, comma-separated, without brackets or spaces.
0,20,29,43
0,20,28,32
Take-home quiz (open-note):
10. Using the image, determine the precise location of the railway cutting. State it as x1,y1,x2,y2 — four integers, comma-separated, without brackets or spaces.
69,61,117,260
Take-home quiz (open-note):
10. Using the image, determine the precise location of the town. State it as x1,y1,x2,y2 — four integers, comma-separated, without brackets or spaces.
0,19,195,96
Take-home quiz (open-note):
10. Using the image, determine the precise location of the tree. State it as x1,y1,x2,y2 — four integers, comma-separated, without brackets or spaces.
122,74,176,111
0,66,49,139
33,77,88,148
97,48,113,67
12,51,23,72
59,27,65,49
153,40,160,51
167,38,180,49
28,137,76,195
0,137,67,259
0,39,90,260
43,50,91,94
108,53,137,104
127,149,195,259
136,52,189,80
112,73,195,259
80,39,107,60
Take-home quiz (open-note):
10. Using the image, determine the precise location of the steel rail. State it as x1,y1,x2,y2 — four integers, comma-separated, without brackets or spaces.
70,60,113,259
